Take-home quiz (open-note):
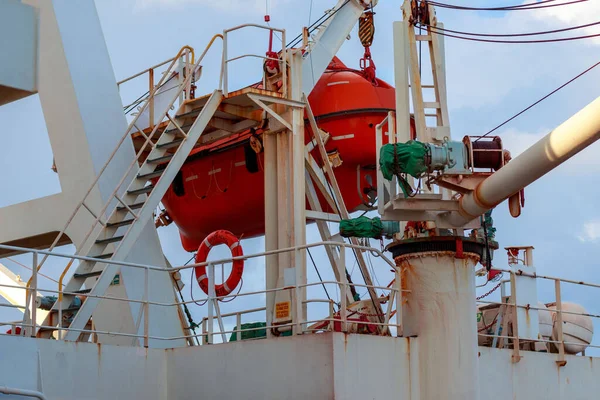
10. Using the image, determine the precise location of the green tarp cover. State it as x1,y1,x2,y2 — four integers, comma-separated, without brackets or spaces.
379,141,429,180
340,216,383,239
229,322,292,342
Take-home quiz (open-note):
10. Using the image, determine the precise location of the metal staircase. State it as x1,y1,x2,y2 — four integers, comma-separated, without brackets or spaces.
34,48,224,340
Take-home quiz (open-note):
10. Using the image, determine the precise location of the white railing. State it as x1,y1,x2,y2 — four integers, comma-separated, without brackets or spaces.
0,241,402,346
3,239,599,363
476,268,600,364
220,24,287,96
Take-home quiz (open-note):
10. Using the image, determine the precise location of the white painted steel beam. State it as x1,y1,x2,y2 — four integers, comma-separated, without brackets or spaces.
301,0,368,95
440,96,600,227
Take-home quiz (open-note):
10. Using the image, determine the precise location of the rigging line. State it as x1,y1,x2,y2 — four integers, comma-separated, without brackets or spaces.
423,24,600,44
476,58,600,141
5,257,59,284
287,0,351,48
421,20,600,38
307,248,334,306
427,0,588,11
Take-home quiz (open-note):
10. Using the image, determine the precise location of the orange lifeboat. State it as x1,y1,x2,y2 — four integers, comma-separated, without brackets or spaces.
159,57,415,251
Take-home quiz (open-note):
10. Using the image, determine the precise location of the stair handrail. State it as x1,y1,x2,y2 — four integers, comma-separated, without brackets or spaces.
117,45,196,86
30,36,223,285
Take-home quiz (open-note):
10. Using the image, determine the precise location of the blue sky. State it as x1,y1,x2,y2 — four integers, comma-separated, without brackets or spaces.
1,0,600,347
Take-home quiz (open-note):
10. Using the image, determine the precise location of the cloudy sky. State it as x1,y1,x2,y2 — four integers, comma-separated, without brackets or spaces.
1,0,600,348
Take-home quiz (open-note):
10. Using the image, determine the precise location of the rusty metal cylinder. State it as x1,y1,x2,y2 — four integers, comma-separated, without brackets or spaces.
389,237,484,400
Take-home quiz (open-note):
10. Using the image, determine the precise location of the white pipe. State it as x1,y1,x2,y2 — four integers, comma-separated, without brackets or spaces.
442,96,600,227
0,386,48,400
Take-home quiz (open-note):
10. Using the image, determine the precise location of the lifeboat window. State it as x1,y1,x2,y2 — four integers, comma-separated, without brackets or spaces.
244,144,259,174
172,171,185,197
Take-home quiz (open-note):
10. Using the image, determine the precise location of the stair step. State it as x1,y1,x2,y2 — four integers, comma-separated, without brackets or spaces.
73,270,103,279
147,154,174,164
157,138,183,150
95,235,124,245
106,218,135,228
176,107,202,119
137,169,164,181
165,123,192,135
117,202,144,213
61,307,82,312
91,253,114,260
74,288,92,294
127,185,154,196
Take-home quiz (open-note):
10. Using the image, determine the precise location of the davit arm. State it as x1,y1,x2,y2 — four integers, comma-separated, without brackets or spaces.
439,96,600,227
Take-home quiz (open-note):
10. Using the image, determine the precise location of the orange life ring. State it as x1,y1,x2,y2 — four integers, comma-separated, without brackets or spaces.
195,230,244,297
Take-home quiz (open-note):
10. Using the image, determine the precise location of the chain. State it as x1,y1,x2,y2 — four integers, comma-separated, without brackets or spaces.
476,281,502,300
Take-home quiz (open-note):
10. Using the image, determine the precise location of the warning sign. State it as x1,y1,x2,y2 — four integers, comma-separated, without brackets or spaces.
275,301,291,319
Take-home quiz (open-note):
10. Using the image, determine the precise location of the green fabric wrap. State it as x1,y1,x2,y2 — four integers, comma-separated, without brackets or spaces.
340,216,383,239
229,322,292,341
379,141,429,180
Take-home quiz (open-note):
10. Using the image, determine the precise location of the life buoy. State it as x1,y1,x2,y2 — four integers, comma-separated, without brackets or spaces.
195,230,243,297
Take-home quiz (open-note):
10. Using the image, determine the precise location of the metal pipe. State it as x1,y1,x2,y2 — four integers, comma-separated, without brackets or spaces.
0,386,48,400
442,96,600,226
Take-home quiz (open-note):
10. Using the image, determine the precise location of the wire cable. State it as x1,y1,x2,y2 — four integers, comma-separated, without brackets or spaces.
424,20,600,38
476,58,600,140
424,23,600,44
427,0,588,11
307,248,334,306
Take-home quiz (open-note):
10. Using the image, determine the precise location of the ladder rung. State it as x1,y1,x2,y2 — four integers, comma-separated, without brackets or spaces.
176,107,203,119
91,253,113,260
74,288,92,294
157,138,183,150
127,185,154,196
106,218,135,228
61,307,82,312
74,270,103,279
117,202,144,213
95,235,124,245
165,123,192,135
137,169,164,181
423,102,440,109
147,154,174,164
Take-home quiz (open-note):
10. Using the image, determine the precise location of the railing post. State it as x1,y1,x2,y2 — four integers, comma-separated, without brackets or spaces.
207,262,215,344
339,245,347,332
143,267,149,348
509,271,521,363
30,252,38,338
149,68,154,130
221,32,228,96
395,266,402,337
236,312,242,342
555,279,567,367
202,318,208,345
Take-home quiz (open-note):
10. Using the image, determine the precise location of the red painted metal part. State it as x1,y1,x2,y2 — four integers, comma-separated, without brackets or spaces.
161,58,415,251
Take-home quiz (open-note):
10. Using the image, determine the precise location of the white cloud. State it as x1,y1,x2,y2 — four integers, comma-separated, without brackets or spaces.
533,1,600,43
578,220,600,242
